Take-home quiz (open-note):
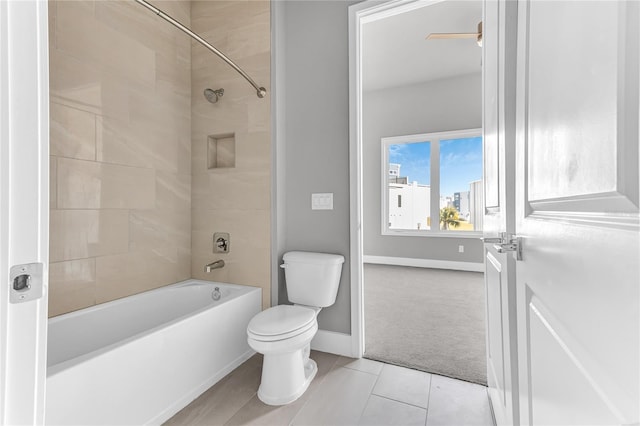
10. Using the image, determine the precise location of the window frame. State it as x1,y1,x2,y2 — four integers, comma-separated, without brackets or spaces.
381,128,483,238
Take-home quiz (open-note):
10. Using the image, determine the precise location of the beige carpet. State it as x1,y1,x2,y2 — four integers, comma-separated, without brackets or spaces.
364,264,487,385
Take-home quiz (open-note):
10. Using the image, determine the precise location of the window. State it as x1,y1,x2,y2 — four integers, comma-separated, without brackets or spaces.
382,129,483,236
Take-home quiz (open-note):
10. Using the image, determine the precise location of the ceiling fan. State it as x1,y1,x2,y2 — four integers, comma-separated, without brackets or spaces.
426,22,483,47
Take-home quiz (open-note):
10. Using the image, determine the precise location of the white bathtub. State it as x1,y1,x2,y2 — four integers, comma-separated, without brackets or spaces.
45,280,261,426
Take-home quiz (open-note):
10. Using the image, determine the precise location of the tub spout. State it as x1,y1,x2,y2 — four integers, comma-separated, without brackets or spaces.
205,260,225,273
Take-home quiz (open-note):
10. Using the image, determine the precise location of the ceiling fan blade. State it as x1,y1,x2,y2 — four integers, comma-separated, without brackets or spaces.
425,32,478,40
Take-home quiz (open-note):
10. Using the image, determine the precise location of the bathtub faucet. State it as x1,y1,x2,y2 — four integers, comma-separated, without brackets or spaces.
205,260,225,273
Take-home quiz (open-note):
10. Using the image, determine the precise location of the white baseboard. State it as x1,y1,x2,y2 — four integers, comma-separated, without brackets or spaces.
311,330,354,358
363,255,484,272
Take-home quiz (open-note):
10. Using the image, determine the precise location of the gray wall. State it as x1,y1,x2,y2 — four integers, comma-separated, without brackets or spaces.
363,74,484,262
274,1,483,336
271,0,287,308
276,0,359,334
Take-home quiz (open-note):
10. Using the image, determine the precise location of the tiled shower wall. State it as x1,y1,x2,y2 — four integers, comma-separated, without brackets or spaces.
190,1,271,309
48,1,192,316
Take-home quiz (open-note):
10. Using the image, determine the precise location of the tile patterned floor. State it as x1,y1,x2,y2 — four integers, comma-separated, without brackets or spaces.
165,351,495,426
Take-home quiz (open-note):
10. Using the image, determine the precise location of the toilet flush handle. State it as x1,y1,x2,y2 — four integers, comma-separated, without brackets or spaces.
279,263,286,269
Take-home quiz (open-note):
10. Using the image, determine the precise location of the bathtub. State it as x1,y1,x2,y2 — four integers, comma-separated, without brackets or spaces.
45,280,261,426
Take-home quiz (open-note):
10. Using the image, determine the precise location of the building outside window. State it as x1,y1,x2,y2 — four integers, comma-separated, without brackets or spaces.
382,129,483,235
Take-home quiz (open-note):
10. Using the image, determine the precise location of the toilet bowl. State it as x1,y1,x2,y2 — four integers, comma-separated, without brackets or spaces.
247,251,344,406
247,305,319,405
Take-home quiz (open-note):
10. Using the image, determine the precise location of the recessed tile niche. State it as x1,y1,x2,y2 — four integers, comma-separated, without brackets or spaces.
207,133,236,169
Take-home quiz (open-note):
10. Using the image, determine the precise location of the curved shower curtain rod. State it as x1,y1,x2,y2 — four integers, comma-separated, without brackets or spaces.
134,0,266,99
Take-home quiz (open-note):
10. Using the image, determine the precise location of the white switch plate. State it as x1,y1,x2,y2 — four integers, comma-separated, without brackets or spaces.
458,245,465,253
312,193,333,210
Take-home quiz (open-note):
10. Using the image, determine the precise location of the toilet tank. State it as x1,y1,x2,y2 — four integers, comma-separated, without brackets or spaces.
282,251,345,307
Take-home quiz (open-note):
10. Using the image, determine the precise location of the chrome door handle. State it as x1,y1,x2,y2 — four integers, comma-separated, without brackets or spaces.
482,233,523,261
481,237,503,244
481,232,506,244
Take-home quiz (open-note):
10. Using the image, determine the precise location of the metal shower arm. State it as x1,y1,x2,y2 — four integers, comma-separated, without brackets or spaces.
134,0,266,99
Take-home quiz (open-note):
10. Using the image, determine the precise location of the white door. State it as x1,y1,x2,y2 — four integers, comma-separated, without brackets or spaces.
514,1,639,424
0,1,50,424
482,1,519,424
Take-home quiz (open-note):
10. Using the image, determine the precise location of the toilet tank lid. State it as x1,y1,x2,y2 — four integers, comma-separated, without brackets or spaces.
283,251,345,265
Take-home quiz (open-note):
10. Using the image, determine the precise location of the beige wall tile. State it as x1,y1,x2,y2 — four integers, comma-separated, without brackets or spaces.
56,0,156,87
94,1,181,59
191,170,270,211
57,157,155,209
129,209,191,252
191,209,270,253
234,131,271,171
48,1,56,50
95,246,190,303
49,0,271,314
49,0,192,315
95,116,151,169
191,209,270,309
191,1,269,62
49,258,96,317
191,0,271,307
50,157,57,209
191,101,248,142
50,209,129,262
156,52,191,99
49,50,131,122
50,102,96,160
155,0,191,24
247,97,270,133
128,89,191,174
96,104,189,174
156,172,191,212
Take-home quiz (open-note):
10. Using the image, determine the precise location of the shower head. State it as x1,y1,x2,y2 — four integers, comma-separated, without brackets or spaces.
204,88,224,103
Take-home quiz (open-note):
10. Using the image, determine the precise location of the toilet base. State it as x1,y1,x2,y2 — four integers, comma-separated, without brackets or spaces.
257,354,318,406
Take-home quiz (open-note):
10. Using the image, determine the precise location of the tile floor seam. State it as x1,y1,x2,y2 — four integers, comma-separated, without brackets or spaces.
425,374,433,413
342,365,383,376
370,392,430,412
222,390,258,426
424,381,432,426
355,389,376,426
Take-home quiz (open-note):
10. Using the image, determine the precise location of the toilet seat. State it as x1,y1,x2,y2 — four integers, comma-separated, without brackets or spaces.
247,305,317,342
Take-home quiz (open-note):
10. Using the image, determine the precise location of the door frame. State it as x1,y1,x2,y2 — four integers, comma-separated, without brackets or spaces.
348,0,446,358
0,0,50,423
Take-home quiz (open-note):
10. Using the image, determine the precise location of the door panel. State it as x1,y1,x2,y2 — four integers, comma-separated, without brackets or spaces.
485,253,505,403
482,1,519,425
515,1,639,424
525,1,638,212
527,296,621,425
483,0,500,212
527,1,620,202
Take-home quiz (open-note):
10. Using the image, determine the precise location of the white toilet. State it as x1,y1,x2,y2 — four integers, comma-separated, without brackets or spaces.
247,251,344,406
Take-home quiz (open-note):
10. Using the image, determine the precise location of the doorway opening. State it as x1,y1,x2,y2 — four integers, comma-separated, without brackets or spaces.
350,0,487,385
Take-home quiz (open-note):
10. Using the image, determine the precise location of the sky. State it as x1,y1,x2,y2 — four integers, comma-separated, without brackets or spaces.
389,136,483,197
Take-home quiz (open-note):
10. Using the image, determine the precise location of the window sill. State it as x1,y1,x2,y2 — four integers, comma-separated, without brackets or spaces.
382,230,483,239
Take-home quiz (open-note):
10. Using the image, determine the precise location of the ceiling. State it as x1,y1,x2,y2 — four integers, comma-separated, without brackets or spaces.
362,0,483,92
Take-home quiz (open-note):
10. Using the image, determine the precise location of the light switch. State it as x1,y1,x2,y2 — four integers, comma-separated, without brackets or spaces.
312,193,333,210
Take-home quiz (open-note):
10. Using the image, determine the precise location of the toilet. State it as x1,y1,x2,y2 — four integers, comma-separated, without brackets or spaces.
247,251,344,406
